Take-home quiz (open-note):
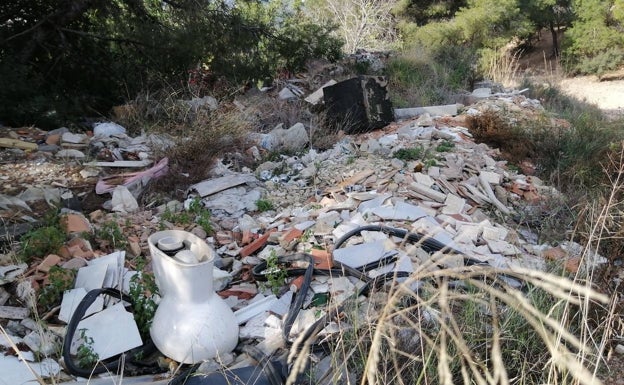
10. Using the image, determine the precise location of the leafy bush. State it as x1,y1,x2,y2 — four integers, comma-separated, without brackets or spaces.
20,226,65,262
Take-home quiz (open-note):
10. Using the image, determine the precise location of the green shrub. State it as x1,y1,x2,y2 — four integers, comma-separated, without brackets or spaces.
20,226,65,261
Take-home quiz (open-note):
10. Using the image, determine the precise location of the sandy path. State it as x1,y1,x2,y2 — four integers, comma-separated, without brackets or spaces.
558,76,624,119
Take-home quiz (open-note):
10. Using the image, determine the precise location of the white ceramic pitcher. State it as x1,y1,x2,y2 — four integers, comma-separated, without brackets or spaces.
148,230,238,364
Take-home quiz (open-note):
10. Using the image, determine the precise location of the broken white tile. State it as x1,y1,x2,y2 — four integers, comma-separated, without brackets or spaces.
294,220,316,231
480,170,501,185
0,356,61,384
239,312,270,339
59,288,104,323
413,172,434,187
441,194,465,215
486,239,521,255
368,253,414,278
23,330,58,356
270,291,293,316
454,222,482,244
234,295,277,325
290,309,323,337
371,201,428,221
87,251,125,289
412,217,458,251
328,276,356,305
73,302,142,360
310,280,330,294
357,194,391,214
482,225,508,241
333,240,386,269
74,264,108,291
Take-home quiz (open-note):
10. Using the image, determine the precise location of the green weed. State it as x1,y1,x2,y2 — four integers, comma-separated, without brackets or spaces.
264,250,287,295
393,146,423,161
256,198,274,212
20,226,65,262
76,328,99,368
128,256,159,340
37,266,76,312
96,219,127,250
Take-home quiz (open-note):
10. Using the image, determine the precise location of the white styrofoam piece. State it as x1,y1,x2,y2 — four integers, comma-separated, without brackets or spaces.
333,240,386,269
74,264,108,291
59,288,104,323
74,302,142,360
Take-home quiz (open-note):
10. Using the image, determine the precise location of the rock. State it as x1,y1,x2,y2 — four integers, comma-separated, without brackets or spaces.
186,96,218,112
23,330,59,356
0,306,30,320
55,149,85,159
93,122,126,137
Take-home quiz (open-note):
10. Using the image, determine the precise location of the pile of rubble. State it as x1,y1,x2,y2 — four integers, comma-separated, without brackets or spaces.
0,85,618,385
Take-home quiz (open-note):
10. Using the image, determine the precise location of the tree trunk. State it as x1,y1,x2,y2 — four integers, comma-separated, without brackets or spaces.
549,21,559,58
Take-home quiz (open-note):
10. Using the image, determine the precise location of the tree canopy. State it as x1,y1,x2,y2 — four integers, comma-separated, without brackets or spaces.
0,0,341,127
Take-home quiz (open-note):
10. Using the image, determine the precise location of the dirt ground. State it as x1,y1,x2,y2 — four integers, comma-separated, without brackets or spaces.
517,29,624,120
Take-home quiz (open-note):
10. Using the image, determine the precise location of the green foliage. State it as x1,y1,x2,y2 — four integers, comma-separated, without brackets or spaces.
162,198,213,234
129,257,159,340
20,226,65,262
393,146,424,161
96,220,127,250
435,140,455,152
38,266,76,312
0,0,342,127
264,250,287,295
562,0,624,74
76,329,99,368
255,199,275,212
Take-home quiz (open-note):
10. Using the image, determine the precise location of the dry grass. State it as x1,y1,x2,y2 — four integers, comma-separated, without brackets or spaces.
296,258,613,385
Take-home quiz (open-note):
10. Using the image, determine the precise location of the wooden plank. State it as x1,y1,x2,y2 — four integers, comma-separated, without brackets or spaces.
0,138,38,151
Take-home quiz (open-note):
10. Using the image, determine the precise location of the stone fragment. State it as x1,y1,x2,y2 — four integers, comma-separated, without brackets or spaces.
23,330,59,356
55,149,85,159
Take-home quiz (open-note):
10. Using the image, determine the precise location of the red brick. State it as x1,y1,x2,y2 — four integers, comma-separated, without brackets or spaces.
311,248,333,269
37,254,62,273
239,230,275,258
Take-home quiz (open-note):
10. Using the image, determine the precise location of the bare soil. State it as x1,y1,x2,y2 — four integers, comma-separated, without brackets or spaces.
517,29,624,120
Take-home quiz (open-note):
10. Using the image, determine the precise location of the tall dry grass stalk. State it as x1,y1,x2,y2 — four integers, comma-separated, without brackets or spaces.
485,48,522,88
291,205,620,385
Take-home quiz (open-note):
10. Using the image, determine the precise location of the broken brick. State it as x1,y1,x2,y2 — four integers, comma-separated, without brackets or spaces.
37,254,62,273
311,248,334,270
239,230,275,258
